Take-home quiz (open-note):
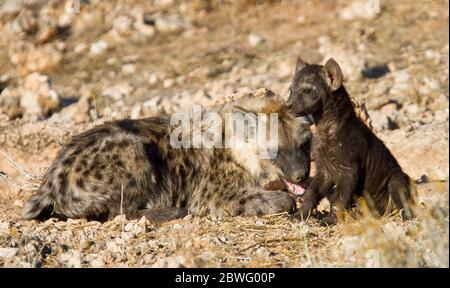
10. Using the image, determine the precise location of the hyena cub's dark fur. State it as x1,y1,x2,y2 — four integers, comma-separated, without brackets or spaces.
23,95,312,222
287,57,415,222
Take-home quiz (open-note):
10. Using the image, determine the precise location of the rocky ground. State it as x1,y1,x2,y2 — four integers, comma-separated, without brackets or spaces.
0,0,448,267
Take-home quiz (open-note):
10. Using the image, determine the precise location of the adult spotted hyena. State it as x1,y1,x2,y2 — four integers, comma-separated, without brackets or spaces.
23,94,312,222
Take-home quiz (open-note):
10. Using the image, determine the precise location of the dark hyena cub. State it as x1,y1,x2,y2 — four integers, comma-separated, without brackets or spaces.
287,57,415,222
23,94,312,222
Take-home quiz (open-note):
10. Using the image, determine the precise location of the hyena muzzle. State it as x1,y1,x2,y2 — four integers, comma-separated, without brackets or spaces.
22,95,312,222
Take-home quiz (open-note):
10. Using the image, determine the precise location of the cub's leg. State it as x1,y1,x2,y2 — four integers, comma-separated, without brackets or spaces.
317,169,359,225
293,172,333,220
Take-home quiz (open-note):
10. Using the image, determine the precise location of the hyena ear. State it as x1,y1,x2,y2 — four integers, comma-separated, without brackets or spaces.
232,105,257,142
324,58,343,91
295,56,307,74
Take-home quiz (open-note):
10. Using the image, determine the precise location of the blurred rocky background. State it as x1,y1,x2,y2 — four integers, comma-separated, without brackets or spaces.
0,0,448,267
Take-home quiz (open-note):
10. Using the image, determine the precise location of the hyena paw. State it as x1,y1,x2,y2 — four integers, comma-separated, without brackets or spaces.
240,190,296,216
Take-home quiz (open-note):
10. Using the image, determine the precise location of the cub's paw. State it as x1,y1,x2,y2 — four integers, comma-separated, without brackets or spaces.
289,207,313,222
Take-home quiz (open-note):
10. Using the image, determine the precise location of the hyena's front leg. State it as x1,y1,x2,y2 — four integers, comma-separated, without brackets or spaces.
215,188,296,217
135,207,188,223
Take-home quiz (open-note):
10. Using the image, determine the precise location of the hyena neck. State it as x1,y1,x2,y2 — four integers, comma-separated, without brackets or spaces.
315,85,356,135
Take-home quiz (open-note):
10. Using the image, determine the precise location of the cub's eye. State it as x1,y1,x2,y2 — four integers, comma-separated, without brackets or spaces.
303,88,312,94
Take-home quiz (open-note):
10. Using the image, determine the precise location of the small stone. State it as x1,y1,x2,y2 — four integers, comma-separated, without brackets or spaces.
59,251,82,268
90,40,108,56
340,0,379,20
121,64,135,75
297,15,306,23
405,103,420,115
172,223,182,230
113,16,133,37
103,83,134,100
368,110,397,131
130,104,142,119
424,49,441,63
148,73,159,85
90,256,105,267
13,200,23,207
256,247,271,258
13,9,37,35
163,78,175,88
20,73,60,117
365,249,380,268
154,14,188,33
58,12,74,28
74,43,87,54
248,34,264,47
340,236,361,261
0,247,19,258
9,42,62,75
392,70,411,83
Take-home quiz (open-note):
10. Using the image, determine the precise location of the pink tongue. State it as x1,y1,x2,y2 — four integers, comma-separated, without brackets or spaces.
285,181,307,196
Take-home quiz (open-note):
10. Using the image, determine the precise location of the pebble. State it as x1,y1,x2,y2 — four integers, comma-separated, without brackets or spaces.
163,78,175,88
90,40,108,56
248,34,264,47
0,247,19,258
121,64,136,75
154,14,189,33
103,83,134,100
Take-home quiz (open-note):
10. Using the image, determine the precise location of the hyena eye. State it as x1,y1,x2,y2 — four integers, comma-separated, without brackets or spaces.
303,88,312,94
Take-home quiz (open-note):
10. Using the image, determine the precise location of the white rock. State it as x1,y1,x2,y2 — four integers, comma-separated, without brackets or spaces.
90,40,108,56
340,0,379,21
340,236,361,261
113,16,133,37
434,108,449,123
405,103,420,115
151,255,186,268
382,222,406,241
0,222,9,233
365,249,381,268
148,73,159,85
424,49,441,63
74,42,87,54
256,247,271,258
297,15,306,23
58,12,74,28
106,241,121,254
154,14,188,33
103,83,134,100
0,0,21,16
163,78,175,88
59,251,82,268
248,34,264,47
0,247,18,258
393,70,411,83
18,73,60,118
13,199,23,207
368,110,396,131
130,104,142,119
154,0,175,7
121,64,135,75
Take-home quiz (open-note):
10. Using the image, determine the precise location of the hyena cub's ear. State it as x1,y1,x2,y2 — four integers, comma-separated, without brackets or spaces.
324,58,343,91
295,56,307,74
